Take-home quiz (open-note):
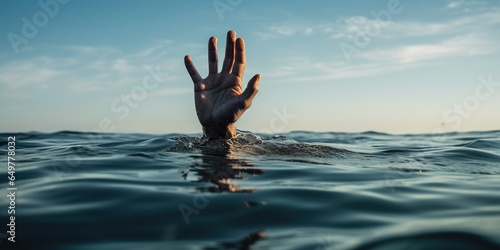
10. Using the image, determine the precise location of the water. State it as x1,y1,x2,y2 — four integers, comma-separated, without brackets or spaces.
1,130,500,250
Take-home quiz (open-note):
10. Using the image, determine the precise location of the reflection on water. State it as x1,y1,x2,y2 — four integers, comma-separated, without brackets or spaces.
205,231,267,250
188,140,265,193
182,139,268,248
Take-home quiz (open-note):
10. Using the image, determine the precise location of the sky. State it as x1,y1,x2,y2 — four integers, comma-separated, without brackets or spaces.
1,0,499,134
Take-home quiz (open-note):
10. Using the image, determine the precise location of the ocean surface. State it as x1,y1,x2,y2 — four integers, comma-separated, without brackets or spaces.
1,130,500,250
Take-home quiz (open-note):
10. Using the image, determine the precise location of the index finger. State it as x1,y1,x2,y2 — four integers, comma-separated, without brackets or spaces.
184,55,202,83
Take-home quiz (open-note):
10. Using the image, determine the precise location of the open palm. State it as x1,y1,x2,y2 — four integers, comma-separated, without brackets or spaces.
184,30,261,129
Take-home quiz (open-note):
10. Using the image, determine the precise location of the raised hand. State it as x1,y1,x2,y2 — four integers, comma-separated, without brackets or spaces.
184,30,261,140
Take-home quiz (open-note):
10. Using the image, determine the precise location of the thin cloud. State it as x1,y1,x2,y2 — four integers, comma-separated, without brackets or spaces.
262,33,496,83
254,3,499,84
447,1,462,8
0,40,193,97
0,57,60,89
255,5,500,40
359,33,495,63
265,58,415,84
445,0,490,12
151,87,191,96
256,24,318,40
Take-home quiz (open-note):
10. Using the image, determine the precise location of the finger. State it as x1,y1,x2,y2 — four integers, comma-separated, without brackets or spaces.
239,74,260,109
232,38,246,79
208,36,218,75
184,55,202,83
221,30,236,73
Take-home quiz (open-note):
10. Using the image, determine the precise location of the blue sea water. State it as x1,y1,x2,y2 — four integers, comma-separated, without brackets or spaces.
1,130,500,250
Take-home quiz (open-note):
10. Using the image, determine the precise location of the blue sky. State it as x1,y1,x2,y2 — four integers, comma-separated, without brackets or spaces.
1,0,499,134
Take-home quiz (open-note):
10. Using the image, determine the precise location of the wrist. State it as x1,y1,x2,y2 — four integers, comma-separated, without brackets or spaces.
202,123,236,140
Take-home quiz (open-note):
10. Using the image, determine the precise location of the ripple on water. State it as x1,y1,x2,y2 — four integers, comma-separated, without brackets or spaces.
1,130,499,250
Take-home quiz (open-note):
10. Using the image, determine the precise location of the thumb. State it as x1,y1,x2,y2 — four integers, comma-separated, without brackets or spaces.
240,74,261,109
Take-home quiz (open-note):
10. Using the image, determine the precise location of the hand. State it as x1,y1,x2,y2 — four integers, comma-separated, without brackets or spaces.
184,30,261,139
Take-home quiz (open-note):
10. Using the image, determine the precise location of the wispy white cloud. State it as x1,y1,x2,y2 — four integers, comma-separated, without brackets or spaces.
359,33,495,63
132,40,174,58
59,45,117,54
256,24,319,40
447,1,462,9
111,58,134,73
445,0,491,12
256,4,499,84
151,87,191,96
0,57,60,89
264,31,497,84
256,5,500,40
263,56,413,84
373,8,500,38
0,40,197,98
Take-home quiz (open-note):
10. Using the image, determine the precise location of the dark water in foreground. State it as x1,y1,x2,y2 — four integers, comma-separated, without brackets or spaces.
1,130,500,250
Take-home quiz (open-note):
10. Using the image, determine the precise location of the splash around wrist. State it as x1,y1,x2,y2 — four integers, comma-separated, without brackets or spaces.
202,123,236,140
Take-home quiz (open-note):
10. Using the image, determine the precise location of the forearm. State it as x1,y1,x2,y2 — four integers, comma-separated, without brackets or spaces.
202,123,236,140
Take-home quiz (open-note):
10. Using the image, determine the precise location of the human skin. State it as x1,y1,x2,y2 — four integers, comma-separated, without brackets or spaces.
184,30,261,140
